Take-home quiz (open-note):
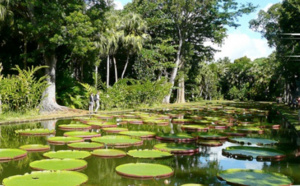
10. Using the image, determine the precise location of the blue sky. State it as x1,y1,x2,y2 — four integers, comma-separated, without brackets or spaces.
114,0,282,61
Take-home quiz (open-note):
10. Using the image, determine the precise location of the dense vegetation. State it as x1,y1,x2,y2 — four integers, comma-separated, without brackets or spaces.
0,0,299,113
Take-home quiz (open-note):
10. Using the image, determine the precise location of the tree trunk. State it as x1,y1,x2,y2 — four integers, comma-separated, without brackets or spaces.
163,28,183,104
106,55,110,88
113,56,118,83
121,54,130,79
175,76,186,103
95,65,98,88
80,61,84,81
39,52,65,112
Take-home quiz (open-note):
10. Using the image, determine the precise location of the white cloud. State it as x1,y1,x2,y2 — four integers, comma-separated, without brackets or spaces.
114,1,123,10
206,32,274,61
263,3,274,12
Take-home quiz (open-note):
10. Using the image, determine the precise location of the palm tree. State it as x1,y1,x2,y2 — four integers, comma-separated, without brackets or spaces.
120,13,150,79
0,0,10,21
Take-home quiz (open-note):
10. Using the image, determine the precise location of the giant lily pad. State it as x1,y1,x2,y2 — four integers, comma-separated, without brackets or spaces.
229,137,278,146
47,137,84,145
87,122,117,129
198,140,223,147
181,184,205,186
156,133,197,142
119,131,156,138
0,149,27,162
154,143,199,154
19,144,50,152
222,146,286,161
63,131,101,140
172,119,194,124
30,159,87,171
181,125,209,132
196,132,228,140
67,142,104,150
127,149,173,159
2,171,88,186
59,124,91,131
91,149,126,158
235,126,264,134
217,169,292,186
15,128,55,136
102,127,128,133
43,150,91,159
91,136,143,147
115,163,174,179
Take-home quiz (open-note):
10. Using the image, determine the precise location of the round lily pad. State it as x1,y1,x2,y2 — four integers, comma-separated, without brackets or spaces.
127,149,173,159
95,114,114,119
119,131,156,138
102,127,128,133
19,144,50,152
222,146,286,161
115,163,174,179
172,119,194,124
235,126,264,134
47,137,84,145
181,184,205,186
154,143,199,154
0,149,27,162
88,122,117,129
91,149,126,158
229,137,278,146
2,171,88,186
67,142,104,150
198,140,223,147
43,150,91,159
196,133,228,140
63,131,101,140
91,136,143,147
15,128,55,136
59,124,91,131
217,169,292,186
30,159,87,171
181,125,209,132
156,133,197,142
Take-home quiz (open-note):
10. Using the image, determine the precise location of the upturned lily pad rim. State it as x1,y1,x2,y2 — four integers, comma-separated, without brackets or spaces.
43,150,91,159
91,149,126,158
67,142,104,150
153,143,199,154
2,171,89,186
115,163,174,179
0,149,27,161
15,128,55,136
217,169,293,186
156,133,197,142
63,131,101,139
127,149,173,159
58,124,91,131
198,140,223,147
30,159,87,171
102,127,128,133
196,132,228,140
119,131,156,138
91,135,143,146
228,137,278,146
222,146,286,161
47,137,84,145
19,144,50,152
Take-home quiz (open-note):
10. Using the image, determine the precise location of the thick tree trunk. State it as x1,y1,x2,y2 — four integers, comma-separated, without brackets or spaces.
106,55,110,88
113,56,118,83
39,53,65,112
175,76,186,103
121,55,129,79
163,28,183,104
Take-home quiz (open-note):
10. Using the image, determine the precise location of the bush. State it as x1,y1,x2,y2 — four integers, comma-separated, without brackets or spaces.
0,65,48,113
81,78,171,110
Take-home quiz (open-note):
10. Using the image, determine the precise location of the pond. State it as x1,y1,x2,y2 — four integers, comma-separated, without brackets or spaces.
0,102,299,186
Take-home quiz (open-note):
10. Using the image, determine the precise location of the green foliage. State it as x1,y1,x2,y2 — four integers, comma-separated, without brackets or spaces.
81,78,171,110
0,65,48,113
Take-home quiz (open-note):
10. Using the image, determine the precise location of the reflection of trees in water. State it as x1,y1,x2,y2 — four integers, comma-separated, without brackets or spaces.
41,119,57,131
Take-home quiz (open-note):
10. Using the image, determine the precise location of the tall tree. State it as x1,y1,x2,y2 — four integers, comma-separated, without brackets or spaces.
126,0,255,103
120,12,149,79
